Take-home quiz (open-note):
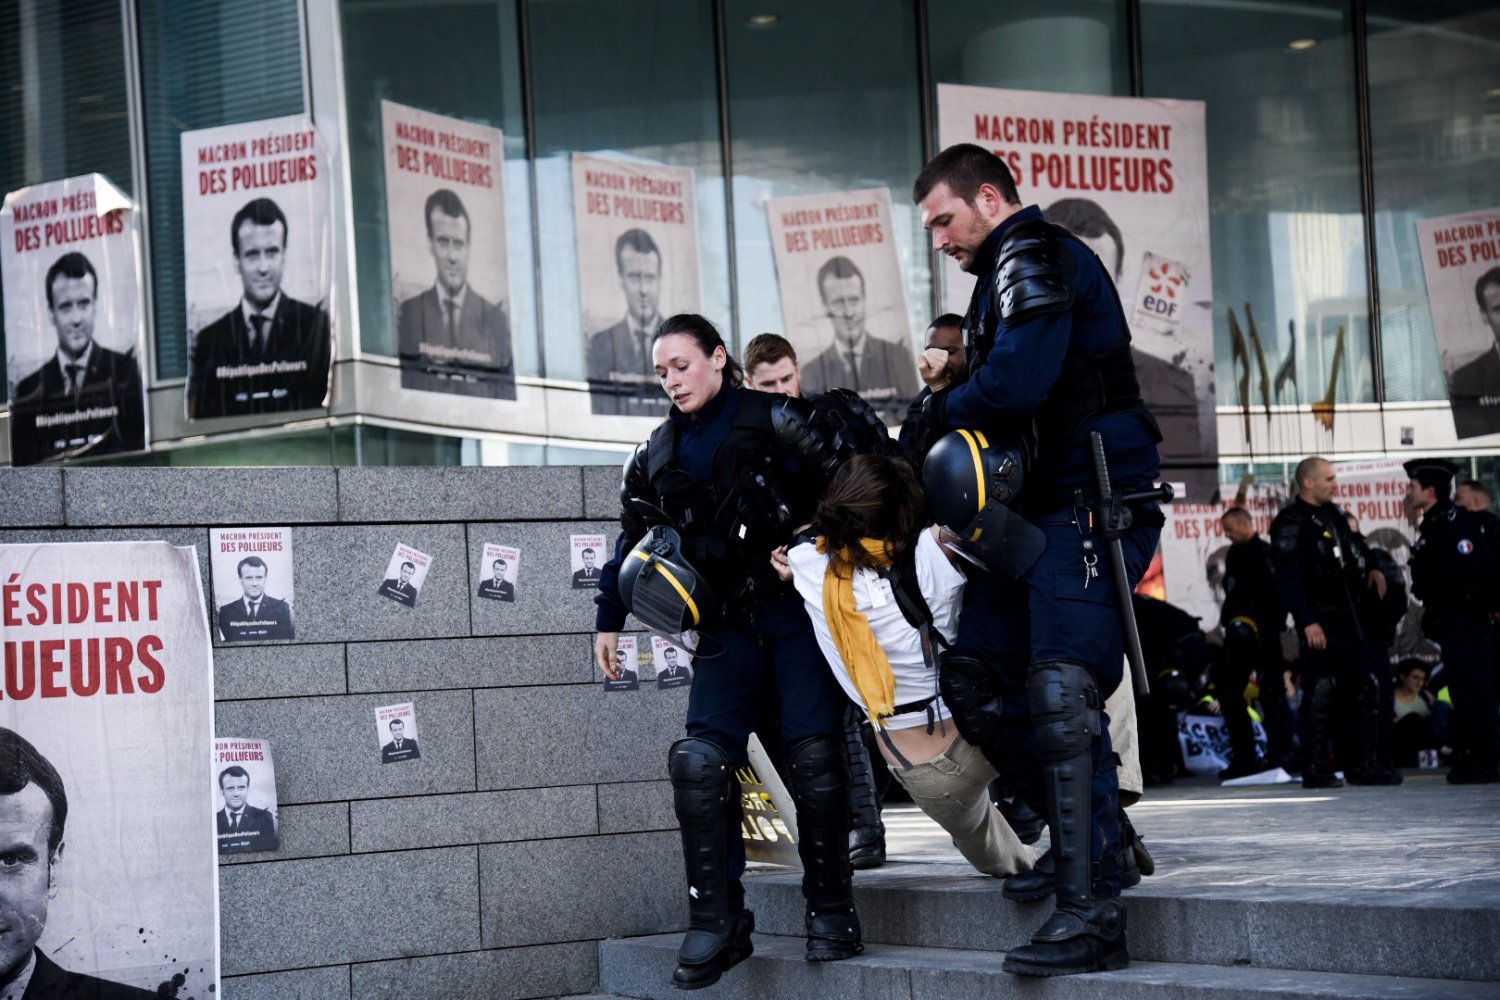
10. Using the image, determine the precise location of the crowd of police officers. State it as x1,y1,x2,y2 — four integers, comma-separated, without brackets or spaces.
589,142,1500,990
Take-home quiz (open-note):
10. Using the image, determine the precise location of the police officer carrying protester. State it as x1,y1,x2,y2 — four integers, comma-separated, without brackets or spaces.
909,143,1164,976
1269,457,1397,788
1406,458,1500,784
593,314,861,989
1215,507,1286,777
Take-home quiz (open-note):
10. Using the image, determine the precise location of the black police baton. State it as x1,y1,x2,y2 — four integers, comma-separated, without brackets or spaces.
1090,430,1174,699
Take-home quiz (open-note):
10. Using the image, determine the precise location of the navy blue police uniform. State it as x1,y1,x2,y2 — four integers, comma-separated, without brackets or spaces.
918,205,1162,972
1409,489,1500,783
1215,532,1286,775
595,377,861,985
1268,496,1390,785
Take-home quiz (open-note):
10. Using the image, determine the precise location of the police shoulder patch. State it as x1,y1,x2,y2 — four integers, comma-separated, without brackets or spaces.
1458,539,1474,555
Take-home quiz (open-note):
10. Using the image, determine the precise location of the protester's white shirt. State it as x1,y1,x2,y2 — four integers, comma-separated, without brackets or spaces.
788,530,965,730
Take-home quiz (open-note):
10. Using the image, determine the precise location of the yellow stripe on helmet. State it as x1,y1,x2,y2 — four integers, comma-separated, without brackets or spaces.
955,428,987,513
630,549,701,626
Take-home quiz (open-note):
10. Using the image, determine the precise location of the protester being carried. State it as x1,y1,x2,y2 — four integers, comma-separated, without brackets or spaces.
773,454,1037,878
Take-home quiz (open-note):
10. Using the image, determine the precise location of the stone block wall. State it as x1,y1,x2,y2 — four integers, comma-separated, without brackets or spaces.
0,465,686,1000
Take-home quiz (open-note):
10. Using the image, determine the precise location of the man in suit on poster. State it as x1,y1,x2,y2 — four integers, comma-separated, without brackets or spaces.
379,561,420,607
381,718,421,763
0,727,157,998
798,255,919,420
477,558,515,601
215,766,279,854
9,251,145,466
587,227,668,416
397,188,514,399
1449,267,1500,439
187,197,331,419
217,556,295,641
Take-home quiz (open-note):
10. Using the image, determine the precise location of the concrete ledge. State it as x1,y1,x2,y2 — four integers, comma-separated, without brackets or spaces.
475,683,684,789
582,463,622,520
221,964,351,1000
215,690,476,804
0,467,64,525
480,831,684,949
213,642,347,699
465,520,618,636
219,847,480,975
347,634,591,692
349,942,597,999
350,786,596,853
220,803,350,866
336,466,583,522
63,467,337,525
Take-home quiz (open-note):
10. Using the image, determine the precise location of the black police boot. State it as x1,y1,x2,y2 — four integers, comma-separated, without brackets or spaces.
785,734,863,962
1002,661,1129,976
1301,677,1344,789
1000,794,1047,846
668,739,755,990
1348,675,1403,785
1119,808,1155,878
1002,830,1141,901
844,709,886,870
940,654,1046,808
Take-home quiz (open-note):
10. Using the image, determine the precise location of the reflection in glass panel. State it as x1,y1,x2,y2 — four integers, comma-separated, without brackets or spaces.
341,0,533,371
529,0,725,385
137,0,306,381
1367,2,1500,403
927,0,1129,96
724,0,928,363
0,0,132,403
1142,0,1373,409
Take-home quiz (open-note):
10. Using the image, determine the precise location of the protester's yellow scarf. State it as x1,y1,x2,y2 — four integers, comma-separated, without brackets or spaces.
818,536,897,726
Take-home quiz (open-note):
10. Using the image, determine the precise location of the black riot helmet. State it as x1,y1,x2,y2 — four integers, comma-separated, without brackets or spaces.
617,526,715,635
922,428,1044,579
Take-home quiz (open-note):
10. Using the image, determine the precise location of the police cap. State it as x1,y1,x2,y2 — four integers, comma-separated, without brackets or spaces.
1402,457,1461,490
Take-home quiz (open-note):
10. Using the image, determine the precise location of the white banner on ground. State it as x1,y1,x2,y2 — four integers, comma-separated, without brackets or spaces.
1415,207,1500,439
0,540,217,994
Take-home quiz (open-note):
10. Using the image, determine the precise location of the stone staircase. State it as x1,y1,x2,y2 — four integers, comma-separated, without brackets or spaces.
589,775,1500,998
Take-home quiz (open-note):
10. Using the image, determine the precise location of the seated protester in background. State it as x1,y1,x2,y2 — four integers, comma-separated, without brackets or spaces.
743,330,893,870
1214,507,1284,778
1133,593,1209,785
775,454,1037,878
1391,659,1438,768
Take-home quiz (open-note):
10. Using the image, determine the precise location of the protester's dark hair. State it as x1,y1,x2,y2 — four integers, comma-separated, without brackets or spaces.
1220,506,1252,526
813,454,926,576
927,313,964,331
401,561,416,572
744,333,797,372
1044,197,1124,279
912,143,1020,207
614,227,660,271
423,188,469,238
1396,658,1430,682
44,252,98,310
218,765,250,787
816,256,864,298
230,198,289,254
652,313,745,387
1409,467,1452,501
237,556,268,577
0,728,67,859
1474,266,1500,312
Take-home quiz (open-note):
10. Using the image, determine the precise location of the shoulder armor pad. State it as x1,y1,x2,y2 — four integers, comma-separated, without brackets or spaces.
771,395,839,477
995,220,1075,324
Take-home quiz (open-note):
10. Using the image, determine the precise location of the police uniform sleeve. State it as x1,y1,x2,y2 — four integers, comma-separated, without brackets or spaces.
595,443,651,632
1269,511,1316,629
769,394,840,485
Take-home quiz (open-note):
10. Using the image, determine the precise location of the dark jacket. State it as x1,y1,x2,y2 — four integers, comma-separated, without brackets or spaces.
187,294,331,418
10,345,145,465
396,286,514,399
22,949,156,999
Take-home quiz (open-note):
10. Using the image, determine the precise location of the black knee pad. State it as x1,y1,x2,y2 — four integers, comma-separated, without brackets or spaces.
1028,659,1101,763
783,734,848,820
670,737,734,822
939,653,1006,748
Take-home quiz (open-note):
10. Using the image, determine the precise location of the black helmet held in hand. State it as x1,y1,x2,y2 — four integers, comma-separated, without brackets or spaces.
922,428,1044,579
618,526,716,635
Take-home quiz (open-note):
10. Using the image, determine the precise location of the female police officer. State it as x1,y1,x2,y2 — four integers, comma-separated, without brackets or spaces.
592,314,861,989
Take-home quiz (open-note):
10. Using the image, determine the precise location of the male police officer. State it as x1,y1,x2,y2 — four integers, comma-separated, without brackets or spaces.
1214,507,1285,777
1406,458,1500,784
1269,457,1395,788
910,144,1163,975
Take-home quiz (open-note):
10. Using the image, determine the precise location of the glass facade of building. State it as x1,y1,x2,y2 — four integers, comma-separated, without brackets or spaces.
1,0,1498,483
